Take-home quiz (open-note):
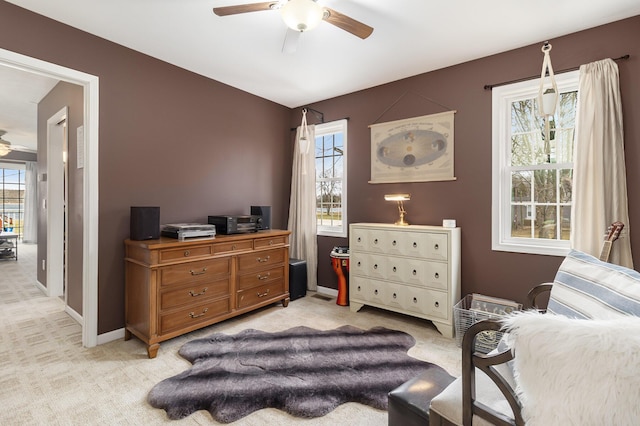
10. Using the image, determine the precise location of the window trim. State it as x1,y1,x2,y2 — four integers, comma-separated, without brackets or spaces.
315,119,347,238
491,70,579,256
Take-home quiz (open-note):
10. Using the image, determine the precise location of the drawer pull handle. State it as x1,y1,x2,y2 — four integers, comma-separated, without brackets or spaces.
357,261,361,267
357,237,362,242
435,301,440,308
393,293,397,299
434,243,439,250
190,267,208,276
392,240,397,246
374,289,379,295
374,238,379,244
184,250,191,257
189,308,209,318
413,242,418,248
189,287,208,297
392,266,397,272
232,244,237,250
269,240,274,245
357,285,361,291
373,264,378,269
413,297,418,303
257,273,271,280
257,255,271,263
434,272,439,279
413,269,417,276
257,289,270,298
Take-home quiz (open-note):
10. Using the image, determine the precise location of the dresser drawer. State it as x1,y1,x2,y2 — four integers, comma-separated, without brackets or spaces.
159,298,231,335
159,278,230,311
236,281,285,309
254,236,287,249
237,248,285,272
405,287,449,320
212,240,253,255
238,265,285,290
158,244,213,263
159,258,230,287
350,276,370,301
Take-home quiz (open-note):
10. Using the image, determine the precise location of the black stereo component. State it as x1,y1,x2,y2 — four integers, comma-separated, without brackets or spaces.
251,205,271,230
208,215,260,234
130,206,160,240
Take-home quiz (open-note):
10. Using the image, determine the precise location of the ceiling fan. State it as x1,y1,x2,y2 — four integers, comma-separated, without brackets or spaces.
0,131,12,157
213,0,373,52
0,130,33,156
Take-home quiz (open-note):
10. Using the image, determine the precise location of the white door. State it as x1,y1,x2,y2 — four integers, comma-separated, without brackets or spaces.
46,107,67,301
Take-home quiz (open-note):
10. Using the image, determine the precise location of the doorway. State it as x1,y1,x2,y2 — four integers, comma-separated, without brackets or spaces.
0,48,99,348
46,108,67,303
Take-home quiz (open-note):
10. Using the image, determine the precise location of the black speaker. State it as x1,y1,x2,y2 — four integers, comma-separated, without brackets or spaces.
251,205,271,230
289,258,307,301
130,206,160,240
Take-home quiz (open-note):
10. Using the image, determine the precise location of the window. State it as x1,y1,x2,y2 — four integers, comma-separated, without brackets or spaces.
315,119,347,237
492,71,579,256
0,163,26,237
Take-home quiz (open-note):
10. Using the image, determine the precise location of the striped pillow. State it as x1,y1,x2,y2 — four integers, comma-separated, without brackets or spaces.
547,250,640,319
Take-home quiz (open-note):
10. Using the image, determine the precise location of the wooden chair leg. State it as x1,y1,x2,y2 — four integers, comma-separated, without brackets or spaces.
429,409,443,425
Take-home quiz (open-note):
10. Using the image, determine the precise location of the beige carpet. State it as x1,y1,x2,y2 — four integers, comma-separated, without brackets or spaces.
0,242,461,425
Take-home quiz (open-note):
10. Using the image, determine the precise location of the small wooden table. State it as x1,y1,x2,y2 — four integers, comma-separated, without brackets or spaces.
0,232,18,261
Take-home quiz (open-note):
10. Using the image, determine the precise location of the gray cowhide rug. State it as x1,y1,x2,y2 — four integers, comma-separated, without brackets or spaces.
148,325,443,423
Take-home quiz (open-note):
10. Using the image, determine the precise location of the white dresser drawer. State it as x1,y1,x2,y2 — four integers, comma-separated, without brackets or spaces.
350,276,370,301
405,287,449,320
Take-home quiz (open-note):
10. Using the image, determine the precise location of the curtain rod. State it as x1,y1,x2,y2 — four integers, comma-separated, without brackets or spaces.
290,116,350,131
483,54,630,90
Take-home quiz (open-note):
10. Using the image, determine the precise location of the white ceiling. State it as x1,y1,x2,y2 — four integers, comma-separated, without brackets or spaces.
2,0,640,152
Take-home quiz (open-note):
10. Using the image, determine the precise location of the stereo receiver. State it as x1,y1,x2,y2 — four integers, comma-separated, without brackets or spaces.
208,215,261,234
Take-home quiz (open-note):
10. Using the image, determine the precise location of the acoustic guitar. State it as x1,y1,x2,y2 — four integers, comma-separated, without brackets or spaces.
599,221,624,262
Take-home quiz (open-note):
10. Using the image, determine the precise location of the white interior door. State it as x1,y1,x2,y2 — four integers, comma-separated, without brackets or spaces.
46,107,67,299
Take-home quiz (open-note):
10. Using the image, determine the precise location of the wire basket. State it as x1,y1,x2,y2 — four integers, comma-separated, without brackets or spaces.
454,294,522,353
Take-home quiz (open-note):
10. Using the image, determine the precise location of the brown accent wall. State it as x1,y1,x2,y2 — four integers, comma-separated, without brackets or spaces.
301,16,640,304
1,1,638,332
1,2,292,334
38,81,84,314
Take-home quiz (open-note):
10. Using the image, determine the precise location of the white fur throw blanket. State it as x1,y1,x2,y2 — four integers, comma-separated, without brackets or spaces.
502,311,640,426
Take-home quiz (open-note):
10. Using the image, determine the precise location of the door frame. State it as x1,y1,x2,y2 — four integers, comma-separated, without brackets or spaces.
0,48,99,348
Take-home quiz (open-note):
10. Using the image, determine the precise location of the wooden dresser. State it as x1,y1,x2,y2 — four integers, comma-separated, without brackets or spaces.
124,230,290,358
349,223,460,338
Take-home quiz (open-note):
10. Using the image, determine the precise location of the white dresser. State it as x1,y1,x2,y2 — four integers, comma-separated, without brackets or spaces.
349,223,461,338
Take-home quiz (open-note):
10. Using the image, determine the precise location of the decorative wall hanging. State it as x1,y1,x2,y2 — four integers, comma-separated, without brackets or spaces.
369,111,456,183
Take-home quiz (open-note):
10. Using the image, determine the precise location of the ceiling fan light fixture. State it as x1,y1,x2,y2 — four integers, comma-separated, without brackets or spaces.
0,141,11,157
280,0,324,32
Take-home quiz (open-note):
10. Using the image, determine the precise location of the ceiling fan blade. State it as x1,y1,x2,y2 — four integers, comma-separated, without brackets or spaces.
322,7,373,39
282,28,301,54
213,2,279,16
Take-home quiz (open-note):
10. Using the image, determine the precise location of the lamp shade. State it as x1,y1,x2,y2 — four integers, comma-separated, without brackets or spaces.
384,193,411,202
280,0,324,32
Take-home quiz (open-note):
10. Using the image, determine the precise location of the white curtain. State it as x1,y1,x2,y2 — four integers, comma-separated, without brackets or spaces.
571,58,632,267
23,161,38,243
287,124,318,291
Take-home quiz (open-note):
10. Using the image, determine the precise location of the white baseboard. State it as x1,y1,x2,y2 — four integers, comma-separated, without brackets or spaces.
35,280,47,295
316,286,338,297
65,305,83,325
97,328,125,345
